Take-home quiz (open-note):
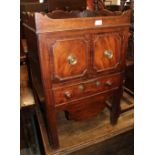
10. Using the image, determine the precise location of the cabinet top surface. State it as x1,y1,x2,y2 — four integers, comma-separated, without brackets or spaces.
22,10,131,33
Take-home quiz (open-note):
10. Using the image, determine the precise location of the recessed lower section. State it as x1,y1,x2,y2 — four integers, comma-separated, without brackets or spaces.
64,92,112,121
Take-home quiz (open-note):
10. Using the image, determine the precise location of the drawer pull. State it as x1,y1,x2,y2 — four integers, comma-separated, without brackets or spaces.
64,91,72,99
67,55,77,65
96,81,100,87
105,81,112,87
104,50,113,59
79,84,85,91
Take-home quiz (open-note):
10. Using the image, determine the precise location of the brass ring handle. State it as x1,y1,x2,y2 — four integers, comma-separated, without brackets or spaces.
104,50,113,59
67,55,77,65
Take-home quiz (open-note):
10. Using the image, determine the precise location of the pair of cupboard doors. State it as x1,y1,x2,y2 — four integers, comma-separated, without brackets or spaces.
45,30,123,82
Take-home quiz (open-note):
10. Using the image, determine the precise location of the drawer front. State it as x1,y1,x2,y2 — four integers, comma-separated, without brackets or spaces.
52,38,89,81
53,74,122,105
93,33,122,73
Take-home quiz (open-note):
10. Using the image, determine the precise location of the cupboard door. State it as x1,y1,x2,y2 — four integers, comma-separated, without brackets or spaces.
52,38,88,81
93,33,122,73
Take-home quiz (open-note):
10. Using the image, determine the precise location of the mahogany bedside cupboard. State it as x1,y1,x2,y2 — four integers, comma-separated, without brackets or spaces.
22,10,131,148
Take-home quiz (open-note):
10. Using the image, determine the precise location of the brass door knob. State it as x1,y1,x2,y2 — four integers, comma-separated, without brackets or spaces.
67,55,77,65
79,84,85,91
64,91,72,99
96,81,100,87
105,81,112,87
104,50,113,59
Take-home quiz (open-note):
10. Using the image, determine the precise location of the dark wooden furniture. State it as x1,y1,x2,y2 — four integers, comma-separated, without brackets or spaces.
86,0,106,11
47,0,86,11
20,2,48,12
22,9,131,148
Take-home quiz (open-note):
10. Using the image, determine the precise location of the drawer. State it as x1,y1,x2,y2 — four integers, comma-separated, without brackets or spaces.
53,74,122,105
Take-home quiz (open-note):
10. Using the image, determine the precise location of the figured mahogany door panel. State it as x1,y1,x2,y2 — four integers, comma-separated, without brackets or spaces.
52,38,88,81
53,74,122,106
93,33,122,73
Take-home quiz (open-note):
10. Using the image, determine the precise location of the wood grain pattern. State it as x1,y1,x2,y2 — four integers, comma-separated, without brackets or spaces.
53,38,88,80
93,33,121,72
